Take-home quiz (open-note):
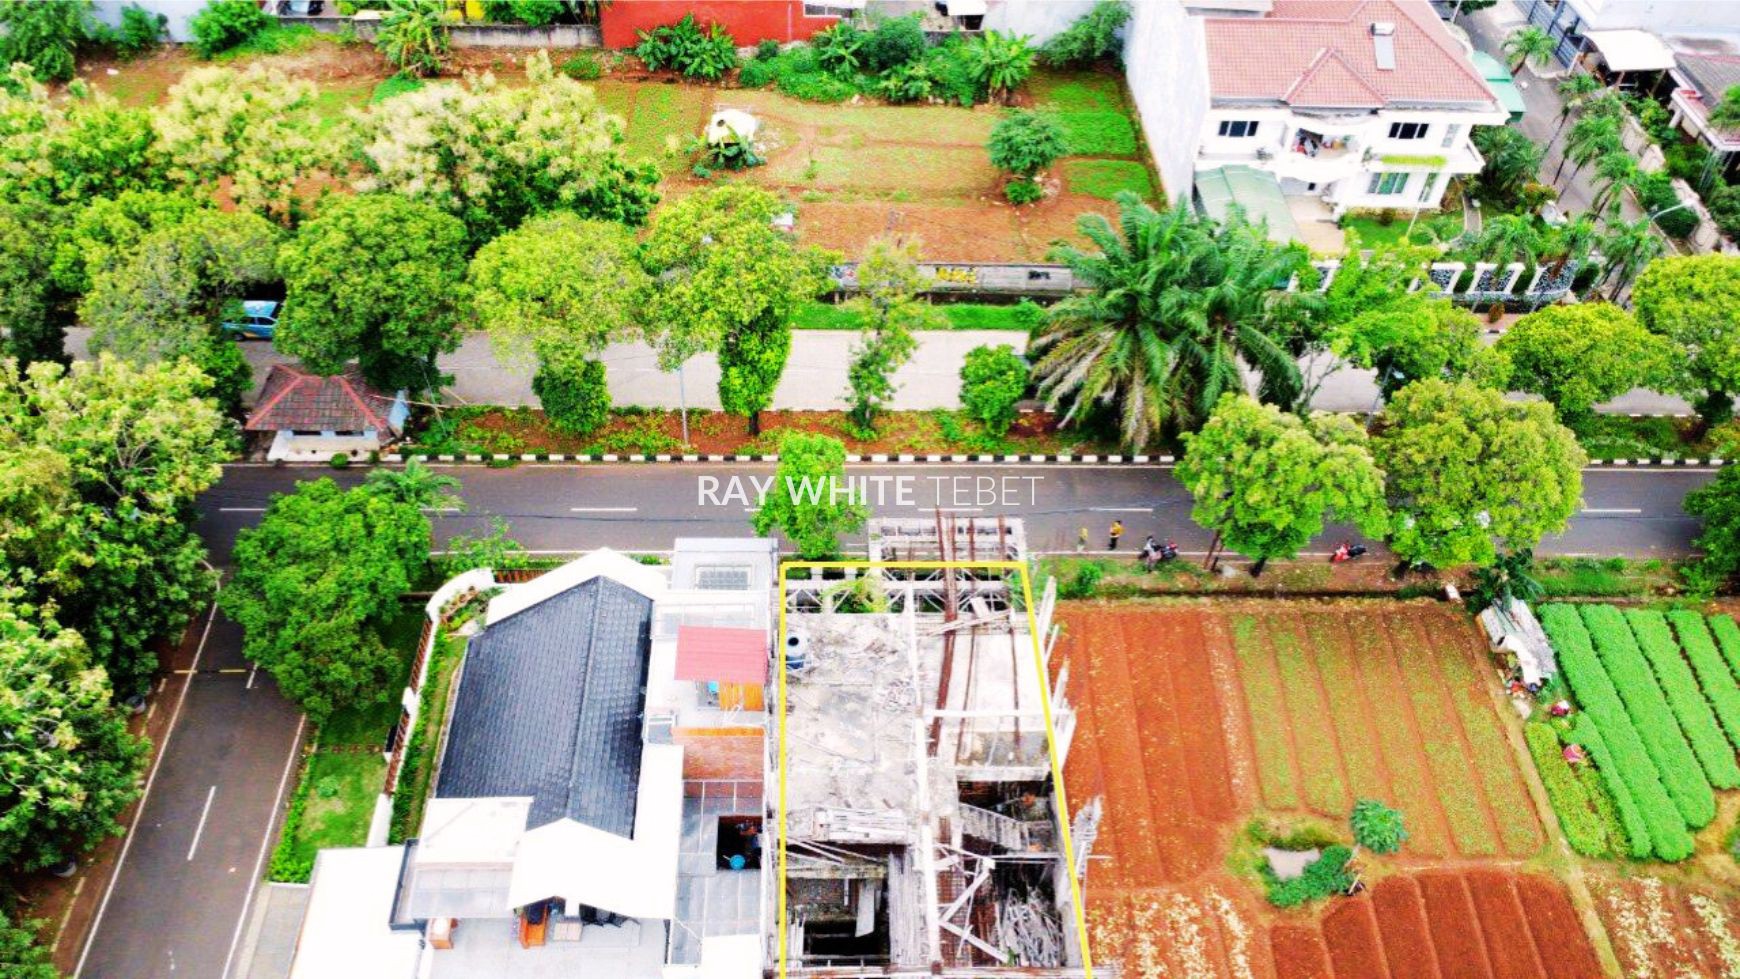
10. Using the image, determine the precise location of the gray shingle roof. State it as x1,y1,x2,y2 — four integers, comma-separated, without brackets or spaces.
436,577,654,837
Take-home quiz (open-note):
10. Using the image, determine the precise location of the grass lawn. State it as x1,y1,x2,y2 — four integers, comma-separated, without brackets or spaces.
792,300,1041,331
1340,215,1419,248
1049,110,1138,157
1062,159,1154,200
390,631,466,843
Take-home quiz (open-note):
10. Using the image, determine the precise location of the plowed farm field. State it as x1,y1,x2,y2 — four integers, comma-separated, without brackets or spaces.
1058,601,1593,979
1593,874,1740,977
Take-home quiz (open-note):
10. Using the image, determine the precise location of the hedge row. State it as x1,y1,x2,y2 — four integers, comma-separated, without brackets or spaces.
1568,713,1653,860
1667,610,1740,751
1525,721,1612,857
1542,604,1693,860
1710,614,1740,685
1580,605,1717,828
1625,610,1740,789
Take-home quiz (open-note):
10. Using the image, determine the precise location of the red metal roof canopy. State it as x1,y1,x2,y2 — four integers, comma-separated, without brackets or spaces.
674,626,767,684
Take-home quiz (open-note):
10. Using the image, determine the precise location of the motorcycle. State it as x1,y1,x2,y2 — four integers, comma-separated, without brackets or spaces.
1330,541,1368,564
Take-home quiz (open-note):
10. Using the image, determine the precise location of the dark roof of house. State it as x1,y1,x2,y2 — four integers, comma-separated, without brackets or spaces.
1677,52,1740,104
435,576,654,837
244,364,401,434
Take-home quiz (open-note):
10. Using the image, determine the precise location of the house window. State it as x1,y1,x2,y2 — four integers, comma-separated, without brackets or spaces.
1388,122,1428,140
1368,172,1409,196
803,3,854,16
1440,123,1462,148
695,565,753,590
1218,120,1259,138
1418,172,1440,203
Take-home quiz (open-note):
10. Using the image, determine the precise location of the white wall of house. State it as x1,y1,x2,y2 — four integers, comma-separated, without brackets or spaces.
982,0,1100,40
1562,0,1740,33
92,0,203,42
1124,0,1208,205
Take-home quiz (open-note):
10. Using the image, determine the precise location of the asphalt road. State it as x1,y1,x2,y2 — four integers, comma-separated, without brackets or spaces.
75,604,305,979
196,461,1717,564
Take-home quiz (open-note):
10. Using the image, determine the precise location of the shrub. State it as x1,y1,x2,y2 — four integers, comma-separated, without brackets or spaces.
1052,109,1139,157
0,0,95,82
959,344,1028,436
1264,845,1353,908
533,352,611,436
1636,171,1699,239
1625,609,1740,788
988,110,1067,179
1709,183,1740,242
1004,178,1043,205
862,13,926,73
1671,610,1740,749
375,0,450,77
776,61,857,103
1581,604,1719,825
113,4,168,58
1542,604,1693,860
812,20,865,76
755,38,781,61
1525,721,1611,857
875,60,937,103
1040,0,1131,67
329,452,351,469
636,14,737,80
967,30,1035,103
1348,800,1405,855
189,0,271,58
1058,561,1102,599
505,0,563,26
561,51,603,80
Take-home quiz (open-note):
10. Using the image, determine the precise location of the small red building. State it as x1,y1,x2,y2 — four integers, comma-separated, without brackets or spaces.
598,0,850,48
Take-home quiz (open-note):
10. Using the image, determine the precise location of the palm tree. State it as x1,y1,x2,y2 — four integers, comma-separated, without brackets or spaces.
1595,217,1663,302
364,459,462,510
1589,152,1641,215
1546,73,1604,156
1029,193,1309,448
1472,125,1543,207
1503,26,1556,74
1556,112,1622,189
1540,214,1597,277
1708,84,1740,134
1472,213,1543,268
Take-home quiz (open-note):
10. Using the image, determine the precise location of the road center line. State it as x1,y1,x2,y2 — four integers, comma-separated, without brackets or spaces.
217,507,265,513
1089,507,1156,513
186,786,216,862
568,506,639,513
1583,508,1644,514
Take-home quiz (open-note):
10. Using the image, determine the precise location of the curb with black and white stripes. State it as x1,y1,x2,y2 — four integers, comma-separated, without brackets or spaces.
364,451,1729,467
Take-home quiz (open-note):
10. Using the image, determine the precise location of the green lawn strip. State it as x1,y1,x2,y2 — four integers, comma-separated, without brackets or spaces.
1360,615,1453,857
389,631,465,844
1030,71,1125,112
1390,615,1500,857
1708,614,1740,685
370,74,425,103
1433,625,1545,857
1581,605,1717,826
1339,216,1418,249
1669,610,1740,750
1061,159,1154,201
792,300,1040,331
1624,609,1740,788
1543,604,1693,860
1300,614,1388,804
1568,713,1654,859
1524,720,1611,857
1229,614,1299,810
1049,110,1138,157
1265,615,1349,816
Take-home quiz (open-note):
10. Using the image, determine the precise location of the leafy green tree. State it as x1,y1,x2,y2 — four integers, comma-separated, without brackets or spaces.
1467,548,1544,612
1556,109,1621,189
354,51,659,242
1471,125,1543,209
277,194,470,393
376,0,451,77
751,432,866,560
532,348,611,436
1470,212,1542,267
1329,293,1509,401
0,912,58,979
967,30,1035,103
959,344,1029,436
641,185,832,432
1589,152,1641,216
1176,395,1387,573
1373,379,1585,569
0,594,146,874
1546,73,1604,156
1031,193,1310,447
1594,216,1663,300
0,202,71,369
1503,25,1556,73
0,0,95,81
83,210,280,366
0,69,167,206
862,13,925,72
1497,303,1674,423
155,65,323,222
223,476,437,721
1350,800,1406,855
50,190,208,296
1039,0,1131,67
1686,465,1740,591
1632,255,1740,424
843,238,935,430
188,0,271,57
1707,85,1740,133
988,109,1067,179
0,357,231,696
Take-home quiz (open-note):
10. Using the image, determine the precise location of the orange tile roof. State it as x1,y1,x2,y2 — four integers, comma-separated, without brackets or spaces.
1205,0,1498,108
245,363,400,434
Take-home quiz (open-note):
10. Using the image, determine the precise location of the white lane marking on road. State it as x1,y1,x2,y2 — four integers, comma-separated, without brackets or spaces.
1583,508,1644,514
568,506,639,512
1089,507,1155,513
75,581,222,979
217,507,265,512
245,660,257,690
421,507,461,513
219,712,306,979
186,787,216,861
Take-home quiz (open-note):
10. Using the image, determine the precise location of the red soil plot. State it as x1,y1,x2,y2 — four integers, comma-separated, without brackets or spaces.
1417,872,1496,979
1271,924,1333,979
1463,870,1547,979
1594,875,1740,979
1511,875,1603,979
1321,897,1391,979
1370,875,1440,978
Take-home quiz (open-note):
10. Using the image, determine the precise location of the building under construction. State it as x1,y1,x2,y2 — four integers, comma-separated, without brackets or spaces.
776,515,1092,977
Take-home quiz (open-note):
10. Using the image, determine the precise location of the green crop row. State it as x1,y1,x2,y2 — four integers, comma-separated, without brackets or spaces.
1568,713,1654,859
1580,605,1717,827
1541,604,1693,860
1525,721,1612,857
1710,614,1740,685
1667,610,1740,752
1625,610,1740,789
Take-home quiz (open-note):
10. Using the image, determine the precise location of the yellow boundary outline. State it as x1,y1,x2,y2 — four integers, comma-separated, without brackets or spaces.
775,560,1095,977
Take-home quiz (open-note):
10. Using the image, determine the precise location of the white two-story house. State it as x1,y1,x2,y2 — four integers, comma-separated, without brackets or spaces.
1191,0,1506,225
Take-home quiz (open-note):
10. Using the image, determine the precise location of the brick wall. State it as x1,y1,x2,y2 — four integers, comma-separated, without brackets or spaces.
600,0,837,48
673,730,765,782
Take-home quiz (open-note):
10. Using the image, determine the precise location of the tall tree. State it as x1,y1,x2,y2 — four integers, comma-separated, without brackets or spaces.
1686,464,1740,592
843,239,936,430
353,50,659,242
223,475,437,721
1632,255,1740,424
0,0,95,82
277,194,471,393
1595,217,1663,300
1497,303,1674,423
154,65,323,223
1327,293,1509,401
641,185,832,434
1373,378,1585,569
1556,107,1621,188
1589,152,1641,216
0,202,71,369
1177,395,1387,574
0,594,146,874
49,190,209,297
1547,73,1604,156
1030,193,1310,447
0,67,167,206
750,432,866,560
1470,212,1542,267
1471,125,1543,209
1503,25,1556,74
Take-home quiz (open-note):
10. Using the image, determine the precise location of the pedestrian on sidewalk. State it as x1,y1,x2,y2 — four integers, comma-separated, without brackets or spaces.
1108,520,1124,551
1075,526,1089,553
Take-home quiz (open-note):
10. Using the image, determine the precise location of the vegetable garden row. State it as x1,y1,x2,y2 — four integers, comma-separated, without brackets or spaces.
1537,603,1740,861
